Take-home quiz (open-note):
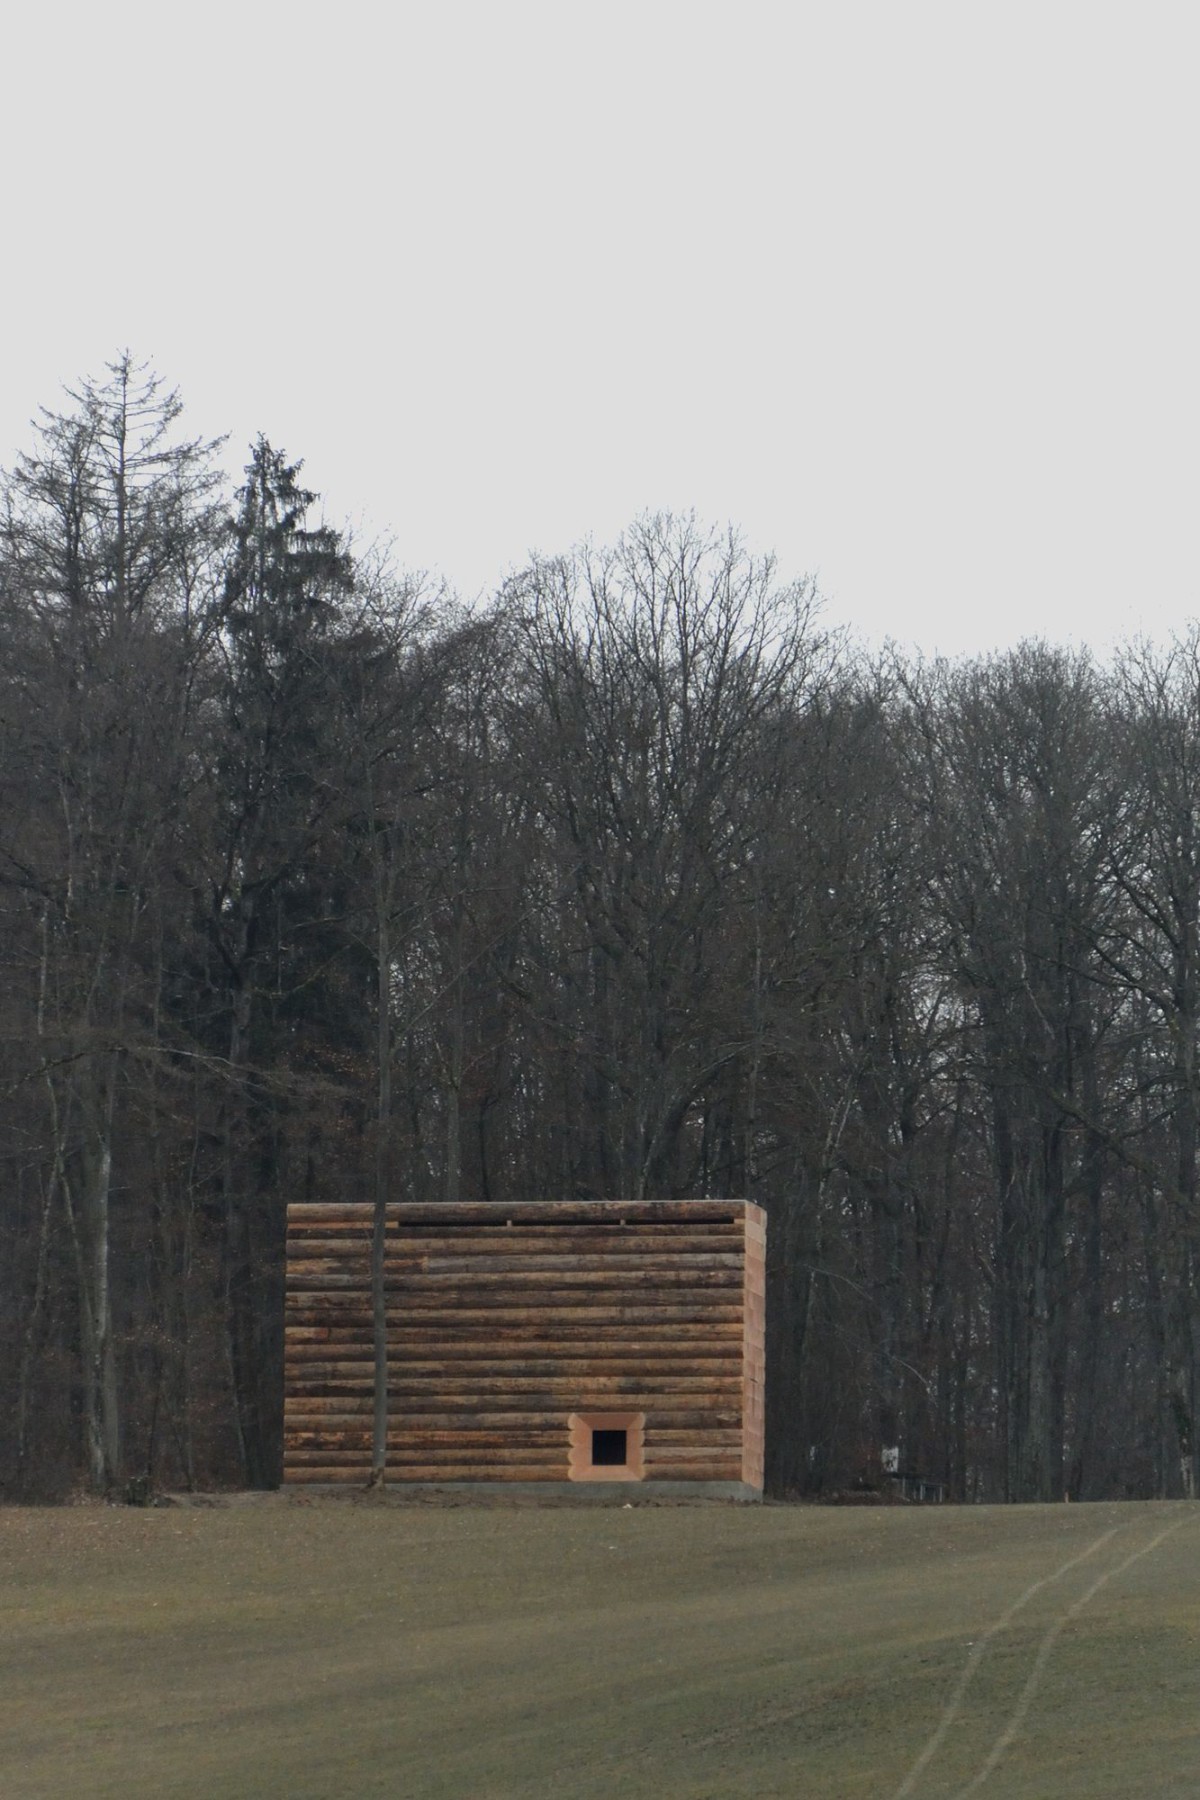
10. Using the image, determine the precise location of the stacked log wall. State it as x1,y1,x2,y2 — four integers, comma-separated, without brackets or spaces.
284,1200,764,1488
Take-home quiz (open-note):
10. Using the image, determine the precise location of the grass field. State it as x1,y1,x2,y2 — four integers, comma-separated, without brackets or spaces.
2,1493,1197,1798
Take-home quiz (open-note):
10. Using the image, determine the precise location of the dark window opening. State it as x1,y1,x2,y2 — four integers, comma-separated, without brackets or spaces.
591,1428,628,1466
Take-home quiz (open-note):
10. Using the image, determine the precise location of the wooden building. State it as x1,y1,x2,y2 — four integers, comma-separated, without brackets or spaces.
284,1199,765,1495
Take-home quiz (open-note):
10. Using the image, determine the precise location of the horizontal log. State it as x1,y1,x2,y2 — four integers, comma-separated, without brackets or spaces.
288,1374,735,1399
287,1373,737,1395
287,1369,738,1390
285,1334,742,1354
287,1375,732,1398
286,1258,405,1277
285,1266,742,1291
284,1331,739,1355
286,1429,573,1450
309,1303,747,1324
291,1360,737,1375
415,1229,742,1250
286,1305,744,1326
388,1467,576,1482
288,1200,747,1225
287,1363,742,1385
642,1429,743,1447
284,1404,579,1418
283,1307,744,1337
286,1284,744,1309
377,1293,743,1314
416,1254,744,1275
285,1465,746,1485
285,1407,578,1428
356,1371,739,1390
644,1463,743,1481
287,1398,741,1419
284,1403,742,1427
285,1445,568,1466
290,1217,743,1234
287,1430,742,1453
289,1271,744,1297
287,1397,744,1422
285,1338,739,1355
282,1464,579,1483
285,1352,737,1375
287,1232,742,1259
290,1377,742,1400
394,1270,743,1291
640,1443,740,1462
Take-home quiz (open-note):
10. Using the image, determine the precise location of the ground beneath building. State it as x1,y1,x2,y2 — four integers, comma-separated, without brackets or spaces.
2,1494,1197,1797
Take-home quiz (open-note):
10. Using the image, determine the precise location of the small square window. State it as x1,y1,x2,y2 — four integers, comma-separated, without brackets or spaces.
568,1411,645,1481
591,1428,628,1466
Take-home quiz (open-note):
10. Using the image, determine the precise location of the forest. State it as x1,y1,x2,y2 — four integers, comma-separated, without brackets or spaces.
3,355,1199,1506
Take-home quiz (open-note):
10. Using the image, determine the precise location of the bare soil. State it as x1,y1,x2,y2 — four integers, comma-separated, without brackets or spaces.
2,1493,1197,1797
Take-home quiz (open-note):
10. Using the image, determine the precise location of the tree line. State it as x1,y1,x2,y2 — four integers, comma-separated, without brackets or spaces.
3,356,1199,1503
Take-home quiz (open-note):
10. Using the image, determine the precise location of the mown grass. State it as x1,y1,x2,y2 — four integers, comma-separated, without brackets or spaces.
1,1494,1197,1797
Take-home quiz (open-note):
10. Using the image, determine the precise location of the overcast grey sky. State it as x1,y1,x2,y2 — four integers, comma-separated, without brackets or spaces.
3,2,1196,657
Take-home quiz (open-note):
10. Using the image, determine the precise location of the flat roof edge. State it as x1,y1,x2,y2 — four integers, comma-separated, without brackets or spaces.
287,1199,753,1223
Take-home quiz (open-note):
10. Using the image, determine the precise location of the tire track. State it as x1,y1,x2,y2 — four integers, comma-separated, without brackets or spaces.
889,1525,1121,1800
953,1510,1192,1796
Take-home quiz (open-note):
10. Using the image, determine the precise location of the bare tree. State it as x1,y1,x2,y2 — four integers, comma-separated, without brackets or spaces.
506,514,828,1201
0,356,222,1491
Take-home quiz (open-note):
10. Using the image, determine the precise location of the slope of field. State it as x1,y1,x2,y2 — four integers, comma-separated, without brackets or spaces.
2,1495,1197,1798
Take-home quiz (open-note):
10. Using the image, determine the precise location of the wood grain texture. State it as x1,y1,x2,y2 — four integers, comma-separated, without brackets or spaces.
283,1201,765,1491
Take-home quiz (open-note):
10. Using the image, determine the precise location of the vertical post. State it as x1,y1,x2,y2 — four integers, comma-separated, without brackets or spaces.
370,850,392,1485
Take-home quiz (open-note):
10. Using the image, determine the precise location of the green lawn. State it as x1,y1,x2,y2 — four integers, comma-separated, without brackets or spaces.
2,1494,1197,1797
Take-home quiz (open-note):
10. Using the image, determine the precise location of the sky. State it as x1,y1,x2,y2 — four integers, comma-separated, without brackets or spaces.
2,2,1197,659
